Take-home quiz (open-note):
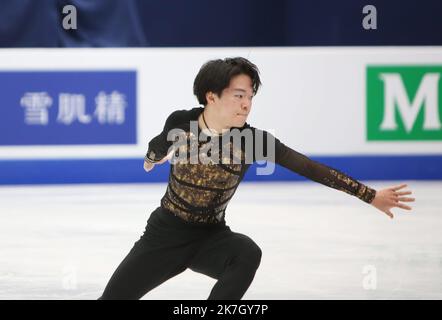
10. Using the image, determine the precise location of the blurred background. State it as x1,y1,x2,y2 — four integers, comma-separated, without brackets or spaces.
1,0,442,47
0,0,441,300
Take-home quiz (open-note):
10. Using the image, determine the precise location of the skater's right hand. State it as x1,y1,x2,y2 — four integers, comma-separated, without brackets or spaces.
143,161,156,172
143,151,173,172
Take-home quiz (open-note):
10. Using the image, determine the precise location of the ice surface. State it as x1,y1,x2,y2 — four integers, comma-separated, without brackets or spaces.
0,181,440,300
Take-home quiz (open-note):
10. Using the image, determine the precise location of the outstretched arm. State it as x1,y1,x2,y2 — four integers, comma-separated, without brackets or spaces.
254,129,415,218
275,145,377,203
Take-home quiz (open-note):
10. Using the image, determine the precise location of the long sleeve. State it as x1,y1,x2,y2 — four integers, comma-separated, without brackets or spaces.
145,110,184,163
253,128,376,204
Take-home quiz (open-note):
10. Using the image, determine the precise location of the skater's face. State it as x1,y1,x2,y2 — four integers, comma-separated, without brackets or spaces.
207,74,254,128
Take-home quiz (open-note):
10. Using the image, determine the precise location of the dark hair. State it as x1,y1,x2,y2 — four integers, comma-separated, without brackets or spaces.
193,57,261,106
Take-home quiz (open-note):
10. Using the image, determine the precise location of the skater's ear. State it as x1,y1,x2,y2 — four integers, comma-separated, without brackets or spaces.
205,91,218,105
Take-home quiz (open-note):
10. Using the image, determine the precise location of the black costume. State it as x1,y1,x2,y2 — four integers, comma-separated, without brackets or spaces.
100,107,376,299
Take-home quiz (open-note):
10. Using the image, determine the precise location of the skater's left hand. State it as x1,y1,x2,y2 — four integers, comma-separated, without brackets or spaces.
370,184,415,219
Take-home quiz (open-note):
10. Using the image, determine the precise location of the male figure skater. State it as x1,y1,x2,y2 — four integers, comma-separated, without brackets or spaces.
100,57,414,300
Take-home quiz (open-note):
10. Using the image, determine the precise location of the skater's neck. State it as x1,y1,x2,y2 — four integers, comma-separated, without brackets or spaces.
199,107,229,136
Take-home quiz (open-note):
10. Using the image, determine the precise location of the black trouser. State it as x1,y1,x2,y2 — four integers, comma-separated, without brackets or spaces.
99,206,262,300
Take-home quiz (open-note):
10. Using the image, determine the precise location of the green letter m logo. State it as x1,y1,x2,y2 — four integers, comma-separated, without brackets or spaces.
367,66,442,140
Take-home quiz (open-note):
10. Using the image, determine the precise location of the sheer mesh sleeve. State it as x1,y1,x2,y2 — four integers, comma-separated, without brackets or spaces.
254,128,376,204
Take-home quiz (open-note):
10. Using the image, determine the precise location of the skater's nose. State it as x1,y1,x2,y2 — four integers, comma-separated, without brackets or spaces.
241,100,251,113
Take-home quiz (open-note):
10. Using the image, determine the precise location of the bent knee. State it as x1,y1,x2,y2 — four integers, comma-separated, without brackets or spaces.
247,244,262,268
233,238,262,269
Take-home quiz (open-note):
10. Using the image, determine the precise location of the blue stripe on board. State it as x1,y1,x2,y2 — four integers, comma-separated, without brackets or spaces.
0,155,441,185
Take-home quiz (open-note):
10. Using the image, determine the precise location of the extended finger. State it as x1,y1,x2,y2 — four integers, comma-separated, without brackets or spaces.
384,210,394,219
397,197,415,202
396,191,412,196
392,184,407,191
396,203,412,210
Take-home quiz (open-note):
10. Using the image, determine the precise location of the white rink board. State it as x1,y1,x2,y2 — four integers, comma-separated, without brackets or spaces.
1,47,442,160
